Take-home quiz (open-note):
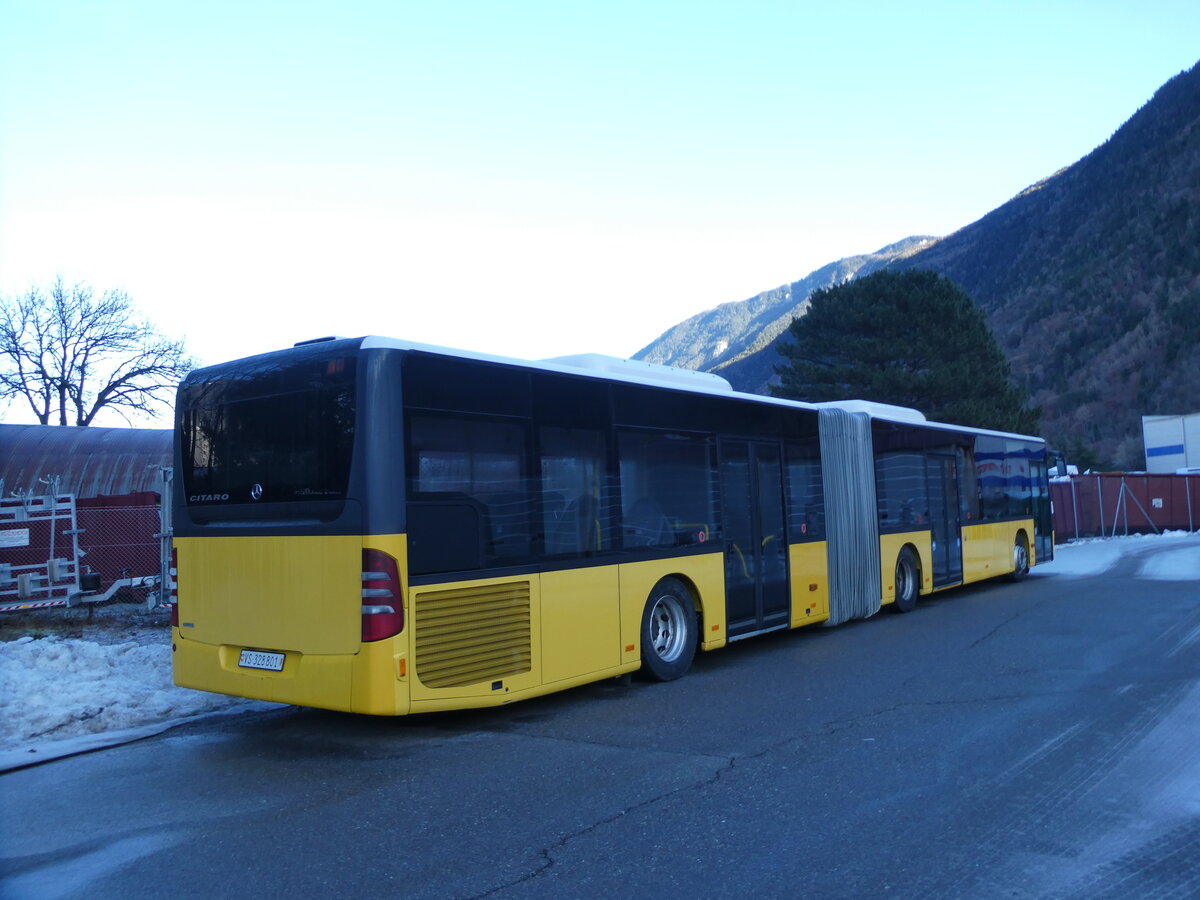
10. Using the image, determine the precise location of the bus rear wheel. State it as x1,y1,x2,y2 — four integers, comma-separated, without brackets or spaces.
891,547,919,613
640,577,697,682
1008,534,1030,581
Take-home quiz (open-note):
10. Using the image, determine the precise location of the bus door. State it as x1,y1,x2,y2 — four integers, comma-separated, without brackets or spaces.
720,439,790,638
1031,459,1053,562
926,454,963,586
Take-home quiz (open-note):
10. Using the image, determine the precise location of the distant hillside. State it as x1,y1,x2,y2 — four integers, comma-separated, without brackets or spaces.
633,237,934,371
888,62,1200,468
646,61,1200,469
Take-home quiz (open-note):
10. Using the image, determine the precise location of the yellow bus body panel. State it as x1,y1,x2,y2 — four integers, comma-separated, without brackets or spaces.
788,541,829,627
617,553,727,655
541,566,622,683
173,533,413,715
405,564,645,713
408,572,545,706
175,538,731,715
879,530,934,605
175,534,361,655
174,521,1041,716
962,519,1034,584
172,626,408,715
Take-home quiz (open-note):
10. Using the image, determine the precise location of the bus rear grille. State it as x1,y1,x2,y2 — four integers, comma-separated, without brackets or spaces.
413,581,532,689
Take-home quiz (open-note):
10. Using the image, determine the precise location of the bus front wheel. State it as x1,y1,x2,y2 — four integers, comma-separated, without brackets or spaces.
640,577,697,682
891,547,919,613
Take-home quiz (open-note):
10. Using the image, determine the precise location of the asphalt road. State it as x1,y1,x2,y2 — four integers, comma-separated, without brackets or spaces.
3,539,1199,899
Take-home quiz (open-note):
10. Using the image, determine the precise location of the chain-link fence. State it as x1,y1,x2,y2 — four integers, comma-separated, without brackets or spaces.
76,502,166,604
1,492,169,612
1051,473,1200,540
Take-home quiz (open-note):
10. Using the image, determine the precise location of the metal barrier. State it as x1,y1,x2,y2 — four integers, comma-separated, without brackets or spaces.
0,492,85,610
0,471,173,613
1051,473,1200,540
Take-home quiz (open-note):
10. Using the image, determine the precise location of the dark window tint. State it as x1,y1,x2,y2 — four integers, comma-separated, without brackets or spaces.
540,427,612,555
875,452,929,530
958,446,981,523
976,436,1007,518
618,430,716,548
785,441,825,540
403,354,531,417
1006,439,1034,516
180,355,356,506
408,416,533,573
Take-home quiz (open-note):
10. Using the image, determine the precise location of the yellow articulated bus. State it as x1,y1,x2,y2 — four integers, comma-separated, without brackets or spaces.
171,336,1052,715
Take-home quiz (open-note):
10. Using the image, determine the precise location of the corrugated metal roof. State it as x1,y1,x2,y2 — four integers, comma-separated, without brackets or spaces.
0,424,172,499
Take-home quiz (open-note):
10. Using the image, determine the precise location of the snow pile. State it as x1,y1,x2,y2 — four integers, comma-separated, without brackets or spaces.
0,634,267,770
1039,531,1200,580
1141,545,1200,581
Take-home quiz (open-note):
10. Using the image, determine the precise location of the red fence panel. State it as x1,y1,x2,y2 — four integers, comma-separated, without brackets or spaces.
1052,474,1200,540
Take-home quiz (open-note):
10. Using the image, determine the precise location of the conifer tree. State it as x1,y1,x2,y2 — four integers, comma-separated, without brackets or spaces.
773,270,1040,434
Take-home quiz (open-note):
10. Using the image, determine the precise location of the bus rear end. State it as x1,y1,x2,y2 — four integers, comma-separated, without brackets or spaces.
171,338,410,714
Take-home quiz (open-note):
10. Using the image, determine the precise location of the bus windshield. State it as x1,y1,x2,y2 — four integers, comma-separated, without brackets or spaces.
179,352,357,507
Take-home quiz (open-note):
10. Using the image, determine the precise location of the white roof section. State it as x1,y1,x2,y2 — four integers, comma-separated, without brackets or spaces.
816,399,927,424
542,353,734,392
816,399,1042,443
358,335,810,406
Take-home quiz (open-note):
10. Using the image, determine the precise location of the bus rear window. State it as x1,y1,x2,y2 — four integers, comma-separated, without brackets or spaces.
180,356,357,506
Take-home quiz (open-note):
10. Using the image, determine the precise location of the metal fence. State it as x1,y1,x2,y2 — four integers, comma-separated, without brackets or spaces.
1,487,170,613
1051,473,1200,540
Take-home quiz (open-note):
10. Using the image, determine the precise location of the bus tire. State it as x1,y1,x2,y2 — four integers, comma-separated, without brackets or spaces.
640,577,698,682
891,547,919,613
1008,533,1030,581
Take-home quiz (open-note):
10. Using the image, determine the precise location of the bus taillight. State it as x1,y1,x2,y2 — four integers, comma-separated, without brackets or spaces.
361,548,403,642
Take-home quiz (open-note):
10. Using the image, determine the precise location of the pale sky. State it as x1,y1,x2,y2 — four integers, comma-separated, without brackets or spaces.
2,1,1198,425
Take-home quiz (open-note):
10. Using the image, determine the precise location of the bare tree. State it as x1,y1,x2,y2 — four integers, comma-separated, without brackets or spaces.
0,277,194,426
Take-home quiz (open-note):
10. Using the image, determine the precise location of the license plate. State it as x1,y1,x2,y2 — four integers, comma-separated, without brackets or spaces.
238,649,285,672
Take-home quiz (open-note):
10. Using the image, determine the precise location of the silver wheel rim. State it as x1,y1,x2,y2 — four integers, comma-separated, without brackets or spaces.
649,594,688,662
896,559,913,602
1014,540,1028,573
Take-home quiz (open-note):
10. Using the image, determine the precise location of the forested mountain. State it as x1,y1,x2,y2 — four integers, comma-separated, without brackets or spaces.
888,62,1200,468
633,236,934,371
635,61,1200,469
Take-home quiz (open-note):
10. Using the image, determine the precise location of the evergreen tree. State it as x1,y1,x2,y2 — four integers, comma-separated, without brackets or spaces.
773,270,1040,434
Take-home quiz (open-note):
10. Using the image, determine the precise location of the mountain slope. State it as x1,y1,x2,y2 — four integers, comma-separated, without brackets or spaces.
888,61,1200,467
648,60,1199,469
633,236,934,371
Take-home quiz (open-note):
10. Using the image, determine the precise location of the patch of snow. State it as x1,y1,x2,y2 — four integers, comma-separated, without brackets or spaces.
0,634,275,770
1140,545,1200,581
1038,540,1125,577
1038,531,1200,579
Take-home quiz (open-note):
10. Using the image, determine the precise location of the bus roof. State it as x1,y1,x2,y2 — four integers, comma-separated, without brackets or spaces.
357,335,816,408
338,336,1041,444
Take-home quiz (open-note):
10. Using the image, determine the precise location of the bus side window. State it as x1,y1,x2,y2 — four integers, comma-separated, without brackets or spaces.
1006,439,1034,516
540,427,607,556
408,415,533,572
975,436,1007,521
784,443,824,540
617,430,716,549
875,452,927,529
957,446,981,522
